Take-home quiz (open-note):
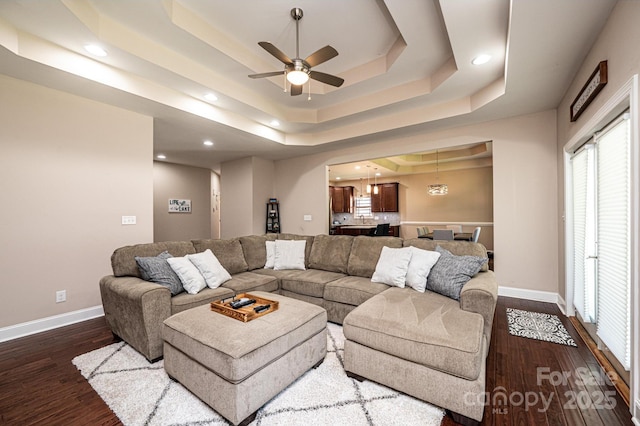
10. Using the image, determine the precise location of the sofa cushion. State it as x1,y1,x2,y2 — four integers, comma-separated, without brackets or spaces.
135,251,184,295
221,271,278,294
347,236,403,278
265,241,275,268
343,287,485,381
166,256,207,295
274,240,306,270
112,241,196,277
405,247,441,293
239,235,268,270
426,246,487,301
308,234,354,273
324,276,390,306
187,249,232,289
403,239,488,272
280,269,346,298
371,246,412,288
171,287,234,314
277,234,315,268
192,239,249,275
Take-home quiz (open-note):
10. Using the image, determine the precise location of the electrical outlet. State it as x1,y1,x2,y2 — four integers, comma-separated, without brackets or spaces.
122,216,137,225
56,290,66,303
304,215,312,221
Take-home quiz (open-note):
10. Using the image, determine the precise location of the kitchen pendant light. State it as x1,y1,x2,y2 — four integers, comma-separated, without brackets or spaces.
428,150,448,196
366,165,372,194
373,168,379,194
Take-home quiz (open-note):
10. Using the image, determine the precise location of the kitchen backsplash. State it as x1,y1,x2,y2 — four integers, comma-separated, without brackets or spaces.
332,212,400,226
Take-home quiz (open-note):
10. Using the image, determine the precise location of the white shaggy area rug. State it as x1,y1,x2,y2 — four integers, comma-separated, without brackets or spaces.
73,323,444,426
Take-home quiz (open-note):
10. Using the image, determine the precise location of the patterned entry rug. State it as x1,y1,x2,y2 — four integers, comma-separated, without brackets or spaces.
506,308,577,347
73,323,444,426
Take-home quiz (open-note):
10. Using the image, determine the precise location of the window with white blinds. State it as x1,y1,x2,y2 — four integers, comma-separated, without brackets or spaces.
571,146,596,323
354,196,373,218
595,114,631,370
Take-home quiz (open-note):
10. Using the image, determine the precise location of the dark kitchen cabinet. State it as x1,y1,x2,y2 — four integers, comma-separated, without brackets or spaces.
330,186,354,213
371,182,399,212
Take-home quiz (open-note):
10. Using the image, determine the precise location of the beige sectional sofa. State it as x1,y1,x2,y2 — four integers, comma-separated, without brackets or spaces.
99,233,497,423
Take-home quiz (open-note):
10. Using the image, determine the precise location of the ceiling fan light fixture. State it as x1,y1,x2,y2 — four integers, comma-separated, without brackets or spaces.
286,69,309,85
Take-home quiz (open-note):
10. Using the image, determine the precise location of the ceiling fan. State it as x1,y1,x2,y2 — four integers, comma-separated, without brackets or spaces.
248,8,344,96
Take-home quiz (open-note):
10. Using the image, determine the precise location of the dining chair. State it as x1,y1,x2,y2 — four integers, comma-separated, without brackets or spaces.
432,229,454,240
446,224,463,233
471,227,481,243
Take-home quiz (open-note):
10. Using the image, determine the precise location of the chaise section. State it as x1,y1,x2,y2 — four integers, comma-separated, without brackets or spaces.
343,287,487,421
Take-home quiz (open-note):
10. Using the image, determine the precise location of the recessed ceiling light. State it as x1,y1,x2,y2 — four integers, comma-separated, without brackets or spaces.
375,172,381,176
472,54,491,65
355,165,361,170
335,177,341,180
270,120,280,127
204,93,218,102
203,140,214,146
84,44,107,57
156,154,166,159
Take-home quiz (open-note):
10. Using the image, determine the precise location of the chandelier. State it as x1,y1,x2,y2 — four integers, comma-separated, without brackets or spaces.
428,150,448,196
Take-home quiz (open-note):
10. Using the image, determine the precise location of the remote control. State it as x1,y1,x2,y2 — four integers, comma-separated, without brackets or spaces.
230,298,256,309
253,304,270,313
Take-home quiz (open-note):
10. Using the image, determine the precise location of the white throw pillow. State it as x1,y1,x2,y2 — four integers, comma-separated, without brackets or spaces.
187,249,232,289
166,256,206,294
371,246,413,288
273,240,306,270
405,246,441,292
265,241,276,269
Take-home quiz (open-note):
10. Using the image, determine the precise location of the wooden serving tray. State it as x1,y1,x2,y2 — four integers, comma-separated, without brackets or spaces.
210,293,279,322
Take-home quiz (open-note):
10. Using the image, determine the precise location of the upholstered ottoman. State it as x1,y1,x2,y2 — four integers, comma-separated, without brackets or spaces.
162,291,327,425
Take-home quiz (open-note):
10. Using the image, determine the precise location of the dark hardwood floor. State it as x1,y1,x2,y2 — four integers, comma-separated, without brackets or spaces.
0,297,633,425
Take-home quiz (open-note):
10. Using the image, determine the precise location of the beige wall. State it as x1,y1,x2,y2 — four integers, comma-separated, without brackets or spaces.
153,161,212,242
251,157,276,234
211,171,221,239
556,0,640,302
556,2,639,417
220,156,275,237
0,75,153,328
274,110,558,293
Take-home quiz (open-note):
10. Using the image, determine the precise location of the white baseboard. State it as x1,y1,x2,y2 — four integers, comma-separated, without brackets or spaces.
0,305,104,343
498,286,560,305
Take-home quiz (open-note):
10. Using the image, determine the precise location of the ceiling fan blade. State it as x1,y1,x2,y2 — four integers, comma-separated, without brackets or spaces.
309,71,344,87
248,71,284,79
290,84,303,96
304,45,338,67
258,41,292,65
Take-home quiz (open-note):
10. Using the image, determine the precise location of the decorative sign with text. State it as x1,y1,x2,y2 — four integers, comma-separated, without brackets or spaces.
168,199,191,213
570,61,608,122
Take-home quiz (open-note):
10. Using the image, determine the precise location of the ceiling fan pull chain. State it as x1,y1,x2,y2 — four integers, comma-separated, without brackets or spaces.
283,71,287,92
308,79,311,101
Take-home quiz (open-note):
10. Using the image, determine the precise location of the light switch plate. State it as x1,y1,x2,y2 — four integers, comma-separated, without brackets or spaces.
122,216,137,225
303,215,312,221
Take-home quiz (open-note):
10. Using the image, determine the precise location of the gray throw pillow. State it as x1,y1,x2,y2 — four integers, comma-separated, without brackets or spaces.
426,246,486,300
135,251,184,296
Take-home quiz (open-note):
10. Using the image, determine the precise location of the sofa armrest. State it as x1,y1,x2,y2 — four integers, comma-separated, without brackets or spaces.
99,275,171,362
459,270,498,341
